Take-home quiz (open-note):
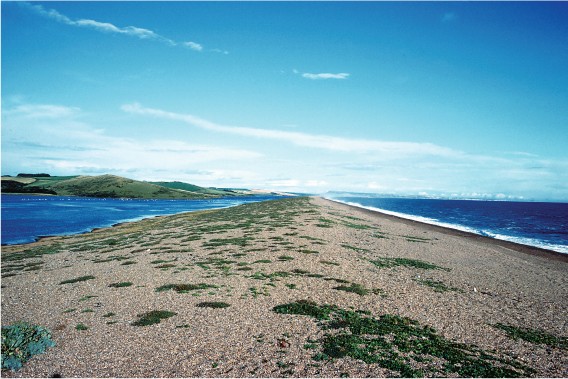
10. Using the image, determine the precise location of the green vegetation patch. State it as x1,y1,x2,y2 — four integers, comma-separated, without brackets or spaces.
155,283,217,293
108,282,133,288
493,323,567,349
196,301,231,309
278,255,294,261
370,257,448,271
131,310,177,326
1,322,55,371
320,260,340,266
75,323,89,331
300,249,319,255
333,283,369,296
59,275,95,285
403,235,432,243
273,300,335,320
272,302,533,377
414,278,461,293
202,237,254,248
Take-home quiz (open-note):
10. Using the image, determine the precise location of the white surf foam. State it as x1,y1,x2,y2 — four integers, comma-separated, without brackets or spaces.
326,197,568,254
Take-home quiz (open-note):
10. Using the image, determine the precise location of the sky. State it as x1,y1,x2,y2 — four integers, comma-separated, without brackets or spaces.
2,1,568,201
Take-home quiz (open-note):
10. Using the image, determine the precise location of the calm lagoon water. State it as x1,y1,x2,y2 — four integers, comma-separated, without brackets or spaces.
327,196,568,254
1,194,286,245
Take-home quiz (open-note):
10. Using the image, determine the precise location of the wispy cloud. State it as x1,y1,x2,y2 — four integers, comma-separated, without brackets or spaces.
2,102,260,181
21,2,225,53
293,69,350,80
4,103,81,119
302,72,350,80
121,103,457,157
183,41,203,51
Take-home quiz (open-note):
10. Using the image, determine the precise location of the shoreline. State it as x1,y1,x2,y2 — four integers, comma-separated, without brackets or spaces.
324,197,568,263
0,195,286,247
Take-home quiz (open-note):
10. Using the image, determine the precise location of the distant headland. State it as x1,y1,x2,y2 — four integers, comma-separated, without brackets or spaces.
0,173,286,199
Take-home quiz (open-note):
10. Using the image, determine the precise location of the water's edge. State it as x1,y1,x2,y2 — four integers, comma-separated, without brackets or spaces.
323,197,568,261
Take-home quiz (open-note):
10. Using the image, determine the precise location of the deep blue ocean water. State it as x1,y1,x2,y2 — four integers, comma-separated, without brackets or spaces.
327,196,568,254
1,194,285,245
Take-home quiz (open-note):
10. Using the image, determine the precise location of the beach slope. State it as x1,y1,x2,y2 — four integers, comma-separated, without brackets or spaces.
1,197,566,377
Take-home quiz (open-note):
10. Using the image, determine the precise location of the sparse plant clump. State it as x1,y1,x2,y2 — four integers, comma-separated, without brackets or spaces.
155,283,217,293
273,300,335,320
272,302,534,377
131,310,177,326
1,322,56,371
196,302,230,309
333,283,369,296
413,278,461,293
108,282,133,288
493,323,567,349
59,275,95,284
370,257,448,271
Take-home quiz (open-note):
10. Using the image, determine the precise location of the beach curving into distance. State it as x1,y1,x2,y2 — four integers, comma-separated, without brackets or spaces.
1,197,566,377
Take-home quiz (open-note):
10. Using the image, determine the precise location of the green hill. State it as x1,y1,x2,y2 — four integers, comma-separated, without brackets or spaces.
1,174,235,199
150,181,241,197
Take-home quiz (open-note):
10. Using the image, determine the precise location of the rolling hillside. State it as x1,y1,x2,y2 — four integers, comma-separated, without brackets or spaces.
1,174,241,199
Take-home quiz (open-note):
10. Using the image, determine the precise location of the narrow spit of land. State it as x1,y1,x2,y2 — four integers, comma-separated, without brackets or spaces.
1,197,567,377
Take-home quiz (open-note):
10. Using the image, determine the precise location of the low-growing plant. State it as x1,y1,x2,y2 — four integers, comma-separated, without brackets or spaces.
196,301,230,309
493,323,567,349
108,282,133,288
414,278,460,293
131,310,177,326
370,257,448,271
333,283,369,296
320,260,340,266
79,295,98,302
59,275,95,284
272,301,534,377
155,283,217,293
278,255,294,261
1,322,55,371
75,323,88,331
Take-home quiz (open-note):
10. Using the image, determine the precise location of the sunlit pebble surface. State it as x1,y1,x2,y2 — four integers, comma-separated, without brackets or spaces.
1,197,567,377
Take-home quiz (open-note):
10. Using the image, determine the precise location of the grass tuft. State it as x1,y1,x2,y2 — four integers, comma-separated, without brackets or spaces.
273,302,534,377
108,282,133,288
155,283,217,293
493,323,567,349
131,310,177,326
59,275,95,285
196,301,231,309
333,283,369,296
370,257,448,271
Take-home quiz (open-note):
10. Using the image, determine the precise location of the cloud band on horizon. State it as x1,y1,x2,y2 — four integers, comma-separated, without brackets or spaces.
121,103,458,157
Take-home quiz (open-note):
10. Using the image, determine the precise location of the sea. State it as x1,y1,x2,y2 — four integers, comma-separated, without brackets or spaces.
0,194,286,245
326,195,568,254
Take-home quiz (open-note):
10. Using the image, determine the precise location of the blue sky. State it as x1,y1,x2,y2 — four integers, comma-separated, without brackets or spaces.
2,1,568,200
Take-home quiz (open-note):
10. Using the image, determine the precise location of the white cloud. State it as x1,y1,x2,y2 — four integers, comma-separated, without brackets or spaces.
2,102,261,181
5,103,80,119
210,48,229,55
121,103,458,157
302,72,350,80
184,41,203,51
21,2,226,51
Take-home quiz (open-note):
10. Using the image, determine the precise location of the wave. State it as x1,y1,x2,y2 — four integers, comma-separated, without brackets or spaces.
326,197,568,254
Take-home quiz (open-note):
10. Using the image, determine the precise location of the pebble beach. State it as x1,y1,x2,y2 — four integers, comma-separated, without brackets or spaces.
2,196,567,377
